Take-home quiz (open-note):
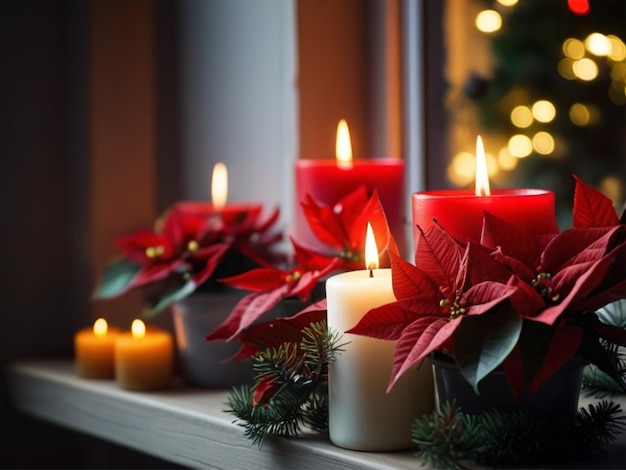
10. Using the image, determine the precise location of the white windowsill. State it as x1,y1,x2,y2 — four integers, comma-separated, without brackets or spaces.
7,359,626,469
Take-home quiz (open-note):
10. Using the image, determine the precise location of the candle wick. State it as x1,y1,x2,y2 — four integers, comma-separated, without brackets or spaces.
369,268,374,278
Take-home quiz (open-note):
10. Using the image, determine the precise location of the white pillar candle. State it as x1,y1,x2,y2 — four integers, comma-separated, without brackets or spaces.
326,225,434,451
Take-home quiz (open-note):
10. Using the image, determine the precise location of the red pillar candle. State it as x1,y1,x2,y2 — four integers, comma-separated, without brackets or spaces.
412,137,558,247
295,121,405,253
412,188,559,245
174,162,262,221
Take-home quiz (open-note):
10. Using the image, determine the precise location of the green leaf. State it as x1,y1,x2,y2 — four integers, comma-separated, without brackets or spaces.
92,257,141,299
142,280,197,317
453,309,522,394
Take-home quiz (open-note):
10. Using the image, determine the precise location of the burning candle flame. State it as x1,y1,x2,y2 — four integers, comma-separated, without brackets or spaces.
365,222,379,274
211,162,228,210
335,119,353,167
475,135,491,196
93,318,108,338
131,319,146,340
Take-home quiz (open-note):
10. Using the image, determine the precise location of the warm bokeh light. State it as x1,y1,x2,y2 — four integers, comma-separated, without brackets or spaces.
496,0,518,6
611,62,626,81
131,319,146,340
531,100,556,123
600,176,623,205
585,33,611,56
563,38,585,59
558,58,577,80
607,35,626,61
335,119,353,165
211,162,228,210
498,147,518,170
476,10,502,33
508,134,533,158
448,152,475,186
475,136,490,196
364,222,379,271
532,132,555,155
93,318,108,338
569,103,590,126
573,58,599,80
510,105,533,128
608,81,626,105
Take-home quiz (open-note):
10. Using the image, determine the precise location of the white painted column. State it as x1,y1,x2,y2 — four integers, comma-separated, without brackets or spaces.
179,0,298,224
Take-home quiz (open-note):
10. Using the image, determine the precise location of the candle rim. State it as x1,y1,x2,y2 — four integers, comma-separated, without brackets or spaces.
296,158,404,168
412,188,554,199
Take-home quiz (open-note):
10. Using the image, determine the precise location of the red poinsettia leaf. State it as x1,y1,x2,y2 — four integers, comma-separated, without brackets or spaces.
389,317,457,391
459,242,513,293
252,376,280,406
230,308,327,362
205,287,289,342
301,194,349,249
219,267,288,292
388,250,439,301
335,185,371,237
507,277,547,319
286,269,325,300
463,281,517,316
491,247,537,281
127,259,184,289
503,346,526,400
191,243,232,285
414,224,462,297
541,226,618,273
572,175,619,228
116,230,175,264
254,206,281,234
569,242,626,312
292,238,338,272
346,189,391,254
529,321,583,393
481,212,542,268
346,297,434,341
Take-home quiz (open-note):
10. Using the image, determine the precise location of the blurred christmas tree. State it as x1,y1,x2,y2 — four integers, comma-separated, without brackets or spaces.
459,0,625,226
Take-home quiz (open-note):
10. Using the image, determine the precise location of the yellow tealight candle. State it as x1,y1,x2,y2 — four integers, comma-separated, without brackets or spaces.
114,319,174,391
75,318,120,379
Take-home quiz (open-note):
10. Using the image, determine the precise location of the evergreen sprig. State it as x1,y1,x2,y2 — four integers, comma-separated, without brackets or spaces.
225,321,345,445
412,400,626,469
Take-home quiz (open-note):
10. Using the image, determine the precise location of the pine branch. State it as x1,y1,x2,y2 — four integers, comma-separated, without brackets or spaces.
225,320,345,445
412,400,626,469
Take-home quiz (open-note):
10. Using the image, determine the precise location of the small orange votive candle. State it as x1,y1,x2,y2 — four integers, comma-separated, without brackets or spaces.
75,318,120,379
114,319,174,391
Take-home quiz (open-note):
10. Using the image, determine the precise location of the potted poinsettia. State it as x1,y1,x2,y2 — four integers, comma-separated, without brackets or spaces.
92,202,283,387
348,175,626,415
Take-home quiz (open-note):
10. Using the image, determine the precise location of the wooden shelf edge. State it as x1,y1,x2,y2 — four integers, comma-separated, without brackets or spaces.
7,359,422,469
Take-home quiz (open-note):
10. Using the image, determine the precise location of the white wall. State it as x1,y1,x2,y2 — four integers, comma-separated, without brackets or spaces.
179,0,297,223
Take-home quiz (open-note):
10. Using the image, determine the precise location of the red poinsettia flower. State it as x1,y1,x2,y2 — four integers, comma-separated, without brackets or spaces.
347,224,524,392
93,203,282,316
205,244,339,342
205,186,393,343
480,177,626,395
300,185,392,269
